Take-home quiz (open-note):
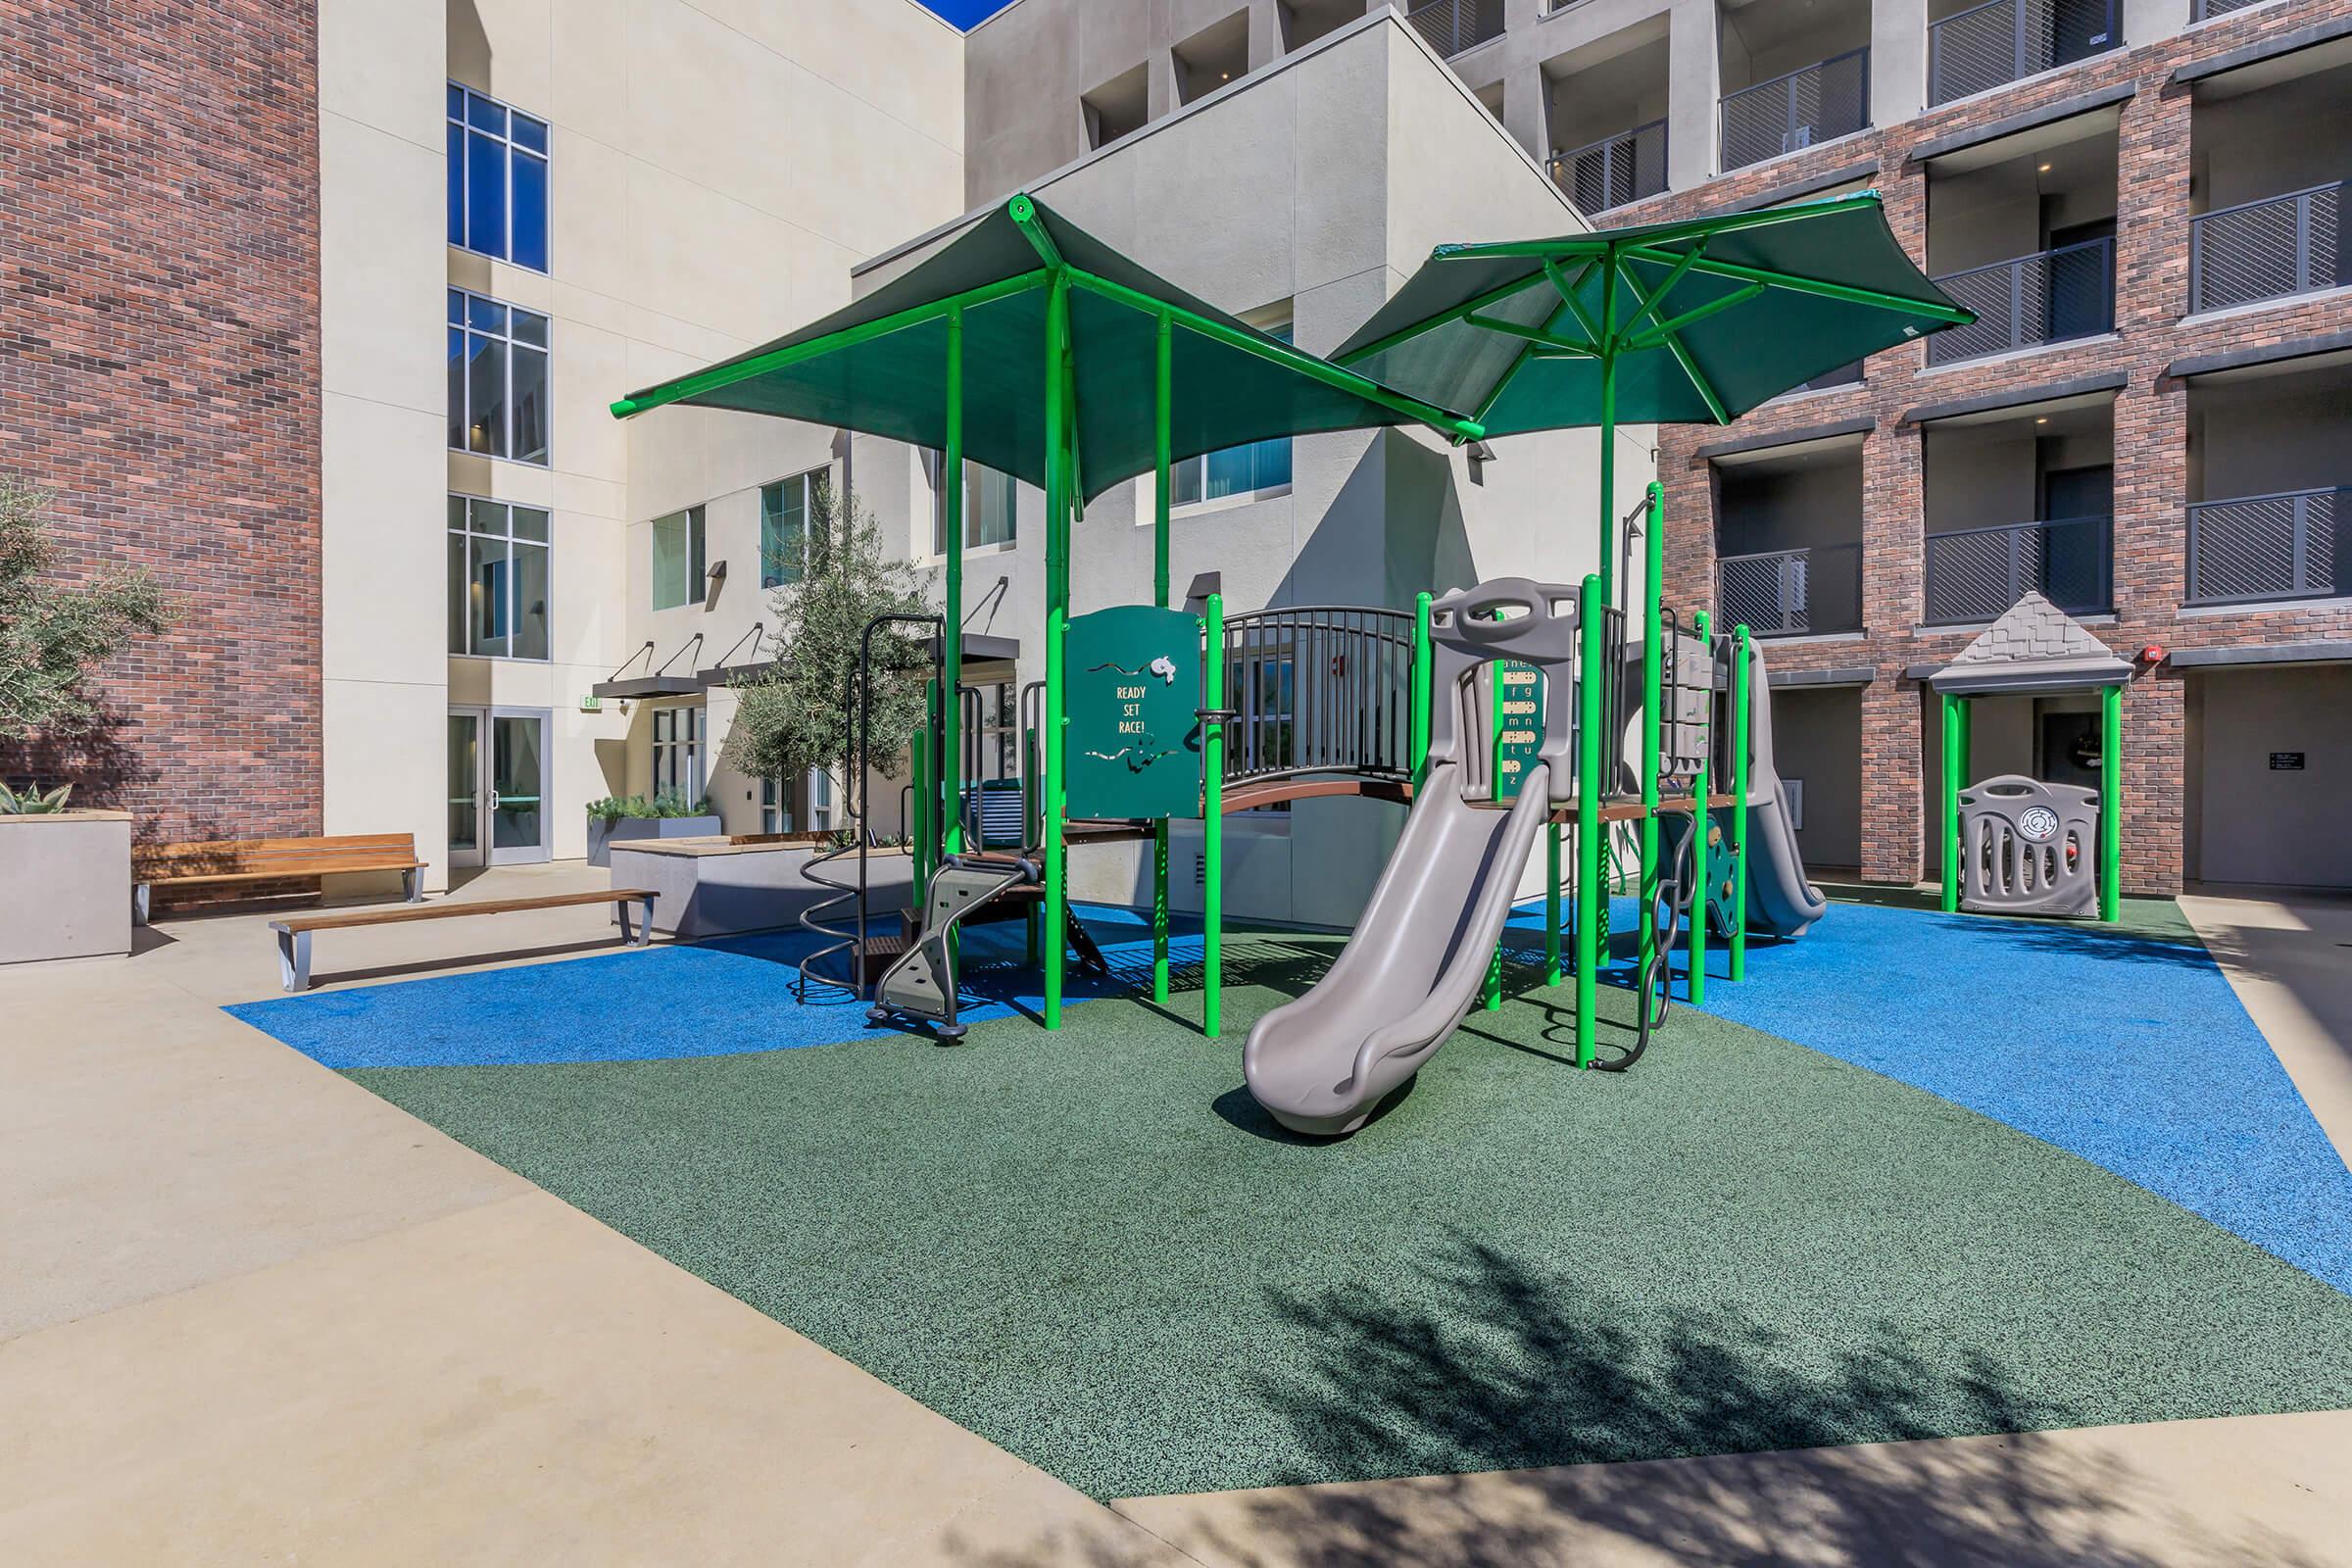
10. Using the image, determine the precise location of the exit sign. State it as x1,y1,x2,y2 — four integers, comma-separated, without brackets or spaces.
579,694,603,712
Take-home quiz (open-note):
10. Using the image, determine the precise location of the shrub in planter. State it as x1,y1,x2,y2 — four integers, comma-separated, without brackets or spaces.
585,792,721,866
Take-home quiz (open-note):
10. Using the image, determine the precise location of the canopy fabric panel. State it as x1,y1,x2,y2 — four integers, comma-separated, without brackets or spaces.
612,196,1475,503
1332,193,1974,436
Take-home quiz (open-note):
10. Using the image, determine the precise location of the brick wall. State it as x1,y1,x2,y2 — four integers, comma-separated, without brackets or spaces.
1626,0,2352,894
0,1,322,843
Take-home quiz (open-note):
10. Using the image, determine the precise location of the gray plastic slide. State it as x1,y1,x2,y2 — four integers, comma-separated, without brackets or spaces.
1728,637,1828,939
1245,578,1584,1137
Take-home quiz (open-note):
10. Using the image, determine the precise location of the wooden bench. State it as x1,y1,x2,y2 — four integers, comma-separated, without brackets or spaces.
267,888,659,992
133,833,428,924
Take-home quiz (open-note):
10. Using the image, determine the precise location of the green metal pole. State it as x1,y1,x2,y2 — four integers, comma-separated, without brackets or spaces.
2100,681,2122,923
1728,625,1751,982
1638,480,1663,989
1203,593,1225,1038
1688,612,1712,1008
1574,574,1604,1065
1042,273,1070,1029
1022,722,1040,964
910,722,931,907
942,309,964,858
1597,256,1620,607
1152,314,1173,1004
1544,820,1562,988
1939,692,1961,914
1411,592,1434,783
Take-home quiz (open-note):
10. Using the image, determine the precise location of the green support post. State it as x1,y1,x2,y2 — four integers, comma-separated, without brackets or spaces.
942,309,964,858
910,722,931,907
1728,624,1751,982
2099,681,2122,923
1041,274,1070,1029
1596,249,1620,609
1939,692,1962,914
1574,575,1605,1065
1411,593,1434,783
1152,313,1173,1004
1688,612,1712,1008
1544,821,1562,988
1202,593,1225,1038
1637,481,1663,990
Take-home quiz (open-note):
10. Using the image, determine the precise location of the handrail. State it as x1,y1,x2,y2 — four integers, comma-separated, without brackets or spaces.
2191,177,2347,223
1932,233,2112,284
1723,44,1871,101
1925,510,2108,541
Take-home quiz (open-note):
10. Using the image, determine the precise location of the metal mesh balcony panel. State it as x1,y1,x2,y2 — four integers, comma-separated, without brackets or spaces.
2193,0,2268,17
1720,49,1869,172
1554,121,1668,215
1928,238,2112,364
1925,517,2109,624
1405,0,1505,58
2187,490,2343,604
1929,0,2115,105
2191,184,2346,314
1717,543,1862,635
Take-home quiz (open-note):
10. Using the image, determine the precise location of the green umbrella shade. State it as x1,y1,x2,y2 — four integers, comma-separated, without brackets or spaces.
1331,192,1974,436
612,195,1482,502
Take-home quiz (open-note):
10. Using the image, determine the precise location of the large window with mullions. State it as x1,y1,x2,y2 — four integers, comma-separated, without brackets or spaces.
447,84,548,270
448,289,549,465
447,497,550,660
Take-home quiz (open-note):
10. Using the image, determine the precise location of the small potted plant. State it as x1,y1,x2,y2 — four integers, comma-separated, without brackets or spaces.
585,792,722,866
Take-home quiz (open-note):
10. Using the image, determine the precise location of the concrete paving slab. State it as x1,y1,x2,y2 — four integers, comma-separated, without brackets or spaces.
2182,892,2352,1168
1112,1409,2352,1567
0,1192,1187,1567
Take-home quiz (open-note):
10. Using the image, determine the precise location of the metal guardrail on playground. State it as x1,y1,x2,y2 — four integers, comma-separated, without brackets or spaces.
1220,606,1418,787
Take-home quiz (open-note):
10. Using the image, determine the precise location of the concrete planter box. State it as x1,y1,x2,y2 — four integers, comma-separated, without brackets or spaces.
0,810,132,963
586,813,721,867
610,834,901,941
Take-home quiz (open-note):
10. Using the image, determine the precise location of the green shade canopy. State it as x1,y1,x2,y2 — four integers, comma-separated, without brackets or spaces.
612,194,1482,502
1331,192,1973,434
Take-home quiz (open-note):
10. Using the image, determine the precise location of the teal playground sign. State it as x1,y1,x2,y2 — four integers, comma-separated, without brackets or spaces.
1492,661,1544,802
1065,605,1203,821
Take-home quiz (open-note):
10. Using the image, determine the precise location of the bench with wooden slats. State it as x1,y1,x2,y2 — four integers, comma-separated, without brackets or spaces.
268,887,659,992
133,833,427,922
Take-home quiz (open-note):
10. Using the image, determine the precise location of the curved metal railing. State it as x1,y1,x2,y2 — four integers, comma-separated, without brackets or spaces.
1221,605,1416,789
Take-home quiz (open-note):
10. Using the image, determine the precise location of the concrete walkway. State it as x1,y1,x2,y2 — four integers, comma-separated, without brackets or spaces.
0,867,1183,1566
5,873,2348,1565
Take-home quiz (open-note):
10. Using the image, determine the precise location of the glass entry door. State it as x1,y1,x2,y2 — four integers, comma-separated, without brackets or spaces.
449,707,551,866
448,711,484,868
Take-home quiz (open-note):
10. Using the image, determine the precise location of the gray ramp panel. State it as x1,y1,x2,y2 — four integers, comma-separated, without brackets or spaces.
1736,638,1828,939
1243,760,1553,1137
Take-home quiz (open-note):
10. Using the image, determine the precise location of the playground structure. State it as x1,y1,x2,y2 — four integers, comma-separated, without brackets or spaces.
611,187,1974,1121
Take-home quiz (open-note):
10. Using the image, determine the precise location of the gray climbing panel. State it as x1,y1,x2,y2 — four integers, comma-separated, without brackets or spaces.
1957,775,2098,917
878,859,1031,1027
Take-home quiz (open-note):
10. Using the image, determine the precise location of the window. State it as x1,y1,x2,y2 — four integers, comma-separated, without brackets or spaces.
447,290,549,465
651,506,706,611
761,469,829,588
807,768,834,831
1173,321,1293,507
760,775,790,835
652,706,705,803
931,461,1018,556
762,770,837,834
447,83,548,270
447,497,550,659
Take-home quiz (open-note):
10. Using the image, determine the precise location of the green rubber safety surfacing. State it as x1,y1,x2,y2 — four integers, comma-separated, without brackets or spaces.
349,933,2352,1501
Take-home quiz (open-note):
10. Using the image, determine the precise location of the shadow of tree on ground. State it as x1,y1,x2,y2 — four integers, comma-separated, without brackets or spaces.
951,1238,2330,1568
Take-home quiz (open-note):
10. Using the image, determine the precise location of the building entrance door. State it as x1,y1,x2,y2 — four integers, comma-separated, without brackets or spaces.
449,707,552,866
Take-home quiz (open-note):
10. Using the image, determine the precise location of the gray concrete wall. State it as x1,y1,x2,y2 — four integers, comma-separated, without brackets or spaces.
1770,686,1861,870
2189,371,2352,502
1717,449,1865,554
2188,665,2352,889
1923,420,2113,530
2191,64,2352,214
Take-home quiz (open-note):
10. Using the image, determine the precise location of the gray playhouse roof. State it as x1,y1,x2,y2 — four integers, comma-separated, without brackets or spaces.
1929,592,2132,694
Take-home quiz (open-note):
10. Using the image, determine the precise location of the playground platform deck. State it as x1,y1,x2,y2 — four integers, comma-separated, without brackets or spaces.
8,868,2352,1565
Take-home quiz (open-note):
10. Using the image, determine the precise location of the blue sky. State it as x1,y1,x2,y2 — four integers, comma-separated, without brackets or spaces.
917,0,1013,27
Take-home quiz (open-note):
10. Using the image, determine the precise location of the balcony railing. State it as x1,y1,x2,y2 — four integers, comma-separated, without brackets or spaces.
1926,237,2113,365
2189,181,2348,315
2193,0,2268,17
1404,0,1504,58
2186,487,2344,605
1924,515,2111,624
1717,542,1864,636
1929,0,2117,106
1550,121,1668,215
1720,48,1870,173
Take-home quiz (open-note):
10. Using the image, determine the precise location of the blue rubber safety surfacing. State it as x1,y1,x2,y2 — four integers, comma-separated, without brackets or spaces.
1669,900,2352,1299
226,907,1200,1071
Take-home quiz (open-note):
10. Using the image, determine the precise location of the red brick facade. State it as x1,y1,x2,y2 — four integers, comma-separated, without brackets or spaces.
1616,0,2352,894
0,1,322,843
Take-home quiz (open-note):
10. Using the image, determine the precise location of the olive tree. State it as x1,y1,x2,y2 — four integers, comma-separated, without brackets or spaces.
0,475,175,745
